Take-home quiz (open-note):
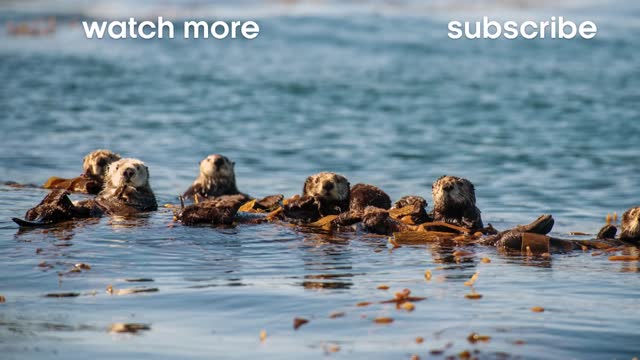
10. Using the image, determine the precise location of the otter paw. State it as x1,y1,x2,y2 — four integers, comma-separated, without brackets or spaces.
597,224,617,240
283,196,322,223
517,214,554,235
21,190,76,225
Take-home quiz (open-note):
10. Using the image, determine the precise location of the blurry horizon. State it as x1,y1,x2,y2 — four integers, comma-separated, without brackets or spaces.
0,0,634,20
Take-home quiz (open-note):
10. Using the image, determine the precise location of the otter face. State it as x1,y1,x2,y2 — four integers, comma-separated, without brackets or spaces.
106,158,150,189
199,154,235,179
82,149,121,180
432,175,476,213
303,172,350,202
621,207,640,241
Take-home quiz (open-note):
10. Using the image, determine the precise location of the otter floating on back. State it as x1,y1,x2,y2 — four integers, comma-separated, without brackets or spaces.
14,158,157,227
43,149,121,195
94,158,158,214
280,172,350,223
596,207,640,245
302,172,350,216
431,175,483,230
183,154,246,201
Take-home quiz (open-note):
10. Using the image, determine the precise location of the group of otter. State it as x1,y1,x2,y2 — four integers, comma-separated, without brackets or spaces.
11,149,640,254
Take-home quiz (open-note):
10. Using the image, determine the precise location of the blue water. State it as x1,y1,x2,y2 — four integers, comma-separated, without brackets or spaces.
1,1,639,359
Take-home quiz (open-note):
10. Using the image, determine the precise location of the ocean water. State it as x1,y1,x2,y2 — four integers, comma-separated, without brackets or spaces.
1,1,639,359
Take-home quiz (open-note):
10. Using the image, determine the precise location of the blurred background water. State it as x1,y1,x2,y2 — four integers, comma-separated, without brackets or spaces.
0,0,639,359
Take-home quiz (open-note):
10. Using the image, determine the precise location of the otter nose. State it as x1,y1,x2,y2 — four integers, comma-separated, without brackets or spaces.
123,168,135,179
323,182,334,192
214,158,224,168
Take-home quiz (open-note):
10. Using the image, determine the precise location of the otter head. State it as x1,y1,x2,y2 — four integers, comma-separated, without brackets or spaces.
432,175,476,214
620,207,640,243
199,154,235,180
82,149,121,180
303,172,350,215
105,158,150,190
303,172,350,203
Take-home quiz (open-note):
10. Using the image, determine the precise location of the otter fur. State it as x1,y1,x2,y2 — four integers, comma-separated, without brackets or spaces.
302,172,350,216
431,175,483,230
20,190,100,225
43,149,121,194
183,154,244,200
82,149,122,181
597,207,640,244
282,195,323,224
393,196,427,210
14,158,157,227
349,183,391,212
175,194,247,226
176,193,284,226
391,195,431,224
94,158,158,214
620,207,640,243
485,214,634,254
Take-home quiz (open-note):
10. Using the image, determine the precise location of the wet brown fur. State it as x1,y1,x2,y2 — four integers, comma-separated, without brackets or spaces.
432,175,483,230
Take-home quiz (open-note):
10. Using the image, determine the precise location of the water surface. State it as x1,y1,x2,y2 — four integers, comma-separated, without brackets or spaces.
1,1,639,359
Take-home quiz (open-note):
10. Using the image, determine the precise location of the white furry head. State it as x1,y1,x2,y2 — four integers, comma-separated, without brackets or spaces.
105,158,150,189
199,154,235,180
621,207,640,241
82,149,121,180
432,175,476,213
303,172,350,202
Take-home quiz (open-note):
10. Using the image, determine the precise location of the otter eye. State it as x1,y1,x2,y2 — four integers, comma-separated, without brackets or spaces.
97,158,107,167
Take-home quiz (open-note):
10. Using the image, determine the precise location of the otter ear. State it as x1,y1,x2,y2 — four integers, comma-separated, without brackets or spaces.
232,161,236,168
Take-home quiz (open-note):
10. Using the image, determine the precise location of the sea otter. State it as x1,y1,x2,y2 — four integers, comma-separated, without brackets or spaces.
482,213,640,254
620,207,640,243
43,149,121,194
82,149,122,181
183,154,246,201
302,172,350,216
329,184,394,230
596,207,640,244
280,172,350,223
431,175,483,230
175,193,284,227
94,158,158,214
175,194,247,226
13,158,157,226
349,183,391,212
